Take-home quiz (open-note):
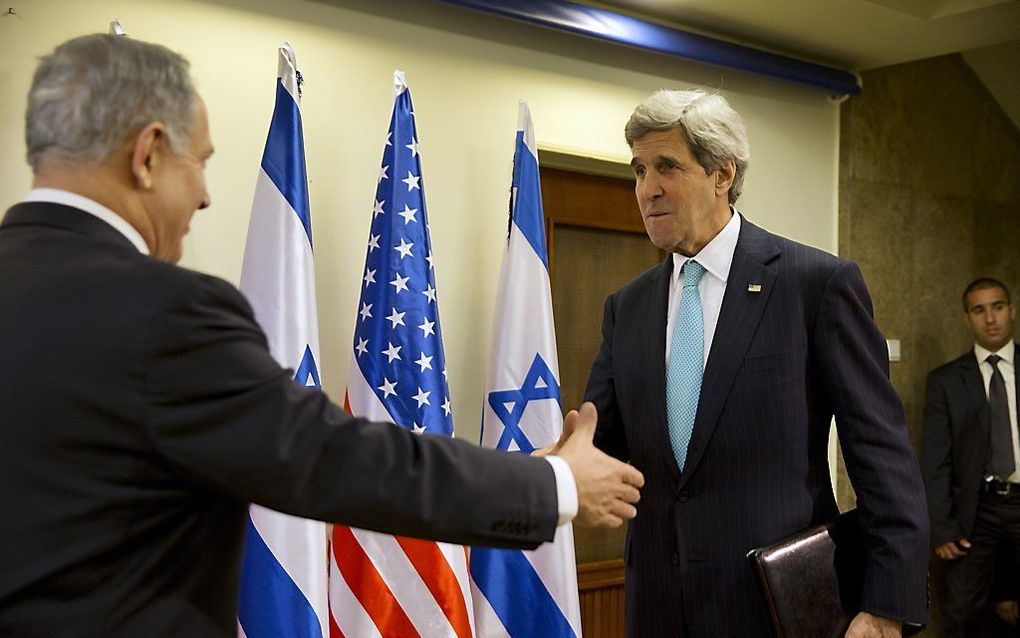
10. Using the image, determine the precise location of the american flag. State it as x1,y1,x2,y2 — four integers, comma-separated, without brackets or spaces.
328,71,473,638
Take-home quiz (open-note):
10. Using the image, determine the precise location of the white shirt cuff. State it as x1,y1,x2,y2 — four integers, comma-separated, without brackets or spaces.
545,455,578,525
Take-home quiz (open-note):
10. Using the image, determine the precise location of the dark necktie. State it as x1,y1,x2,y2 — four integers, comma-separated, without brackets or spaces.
988,354,1015,480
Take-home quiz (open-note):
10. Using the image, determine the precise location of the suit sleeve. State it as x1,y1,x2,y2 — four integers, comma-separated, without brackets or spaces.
813,261,930,625
141,274,558,550
584,293,629,462
921,371,963,546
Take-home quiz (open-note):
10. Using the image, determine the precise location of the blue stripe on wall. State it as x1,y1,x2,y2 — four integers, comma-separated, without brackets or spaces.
238,516,322,638
438,0,860,95
471,547,576,638
261,79,314,248
511,131,550,271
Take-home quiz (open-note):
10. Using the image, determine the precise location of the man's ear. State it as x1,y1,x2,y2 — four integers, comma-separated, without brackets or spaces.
715,160,736,196
129,122,167,191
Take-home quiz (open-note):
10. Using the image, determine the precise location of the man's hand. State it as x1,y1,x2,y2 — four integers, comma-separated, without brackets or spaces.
996,600,1019,627
934,538,970,560
845,612,901,638
556,402,644,528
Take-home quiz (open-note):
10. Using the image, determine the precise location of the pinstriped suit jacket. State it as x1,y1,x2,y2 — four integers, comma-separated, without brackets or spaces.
585,216,929,637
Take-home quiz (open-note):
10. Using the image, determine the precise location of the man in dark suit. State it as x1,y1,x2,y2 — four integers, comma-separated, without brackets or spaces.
922,277,1018,637
0,34,644,637
582,89,929,637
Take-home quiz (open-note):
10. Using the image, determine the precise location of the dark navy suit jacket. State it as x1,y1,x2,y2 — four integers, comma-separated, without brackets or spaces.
585,216,929,636
0,202,558,637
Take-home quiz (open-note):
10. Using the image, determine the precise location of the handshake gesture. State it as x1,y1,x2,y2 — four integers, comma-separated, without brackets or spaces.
536,402,644,528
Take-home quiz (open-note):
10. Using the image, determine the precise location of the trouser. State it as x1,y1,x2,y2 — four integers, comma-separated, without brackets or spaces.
944,490,1020,638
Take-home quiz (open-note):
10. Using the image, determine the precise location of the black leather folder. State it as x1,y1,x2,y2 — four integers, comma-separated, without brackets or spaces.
747,509,922,638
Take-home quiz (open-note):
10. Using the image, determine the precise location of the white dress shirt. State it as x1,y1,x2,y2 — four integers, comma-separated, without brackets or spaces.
21,188,580,523
975,340,1019,483
24,188,149,255
665,211,741,366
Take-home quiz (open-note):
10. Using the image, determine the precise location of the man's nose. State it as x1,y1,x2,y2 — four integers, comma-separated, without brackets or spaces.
638,174,662,202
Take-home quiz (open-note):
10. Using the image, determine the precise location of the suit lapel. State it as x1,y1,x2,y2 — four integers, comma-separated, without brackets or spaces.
645,257,675,475
960,350,990,438
678,218,780,489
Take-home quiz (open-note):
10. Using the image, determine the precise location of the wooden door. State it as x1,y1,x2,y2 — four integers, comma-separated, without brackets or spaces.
540,164,662,637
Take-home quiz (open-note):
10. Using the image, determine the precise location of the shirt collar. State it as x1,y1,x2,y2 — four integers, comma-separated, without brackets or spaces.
672,209,741,285
976,340,1015,367
23,188,150,255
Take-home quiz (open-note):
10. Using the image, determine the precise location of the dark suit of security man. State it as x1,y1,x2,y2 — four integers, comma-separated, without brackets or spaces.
923,277,1019,637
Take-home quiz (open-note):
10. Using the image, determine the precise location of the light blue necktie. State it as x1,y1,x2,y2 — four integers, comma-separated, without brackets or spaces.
666,260,706,471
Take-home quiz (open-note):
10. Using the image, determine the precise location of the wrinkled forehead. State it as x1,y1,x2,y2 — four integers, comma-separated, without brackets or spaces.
629,128,691,160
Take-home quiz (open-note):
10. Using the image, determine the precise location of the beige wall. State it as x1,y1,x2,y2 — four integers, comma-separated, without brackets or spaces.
840,53,1020,458
838,54,1020,634
0,0,839,444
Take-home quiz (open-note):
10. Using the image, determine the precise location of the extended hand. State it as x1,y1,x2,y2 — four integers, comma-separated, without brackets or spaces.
557,402,644,528
934,538,970,560
845,612,901,638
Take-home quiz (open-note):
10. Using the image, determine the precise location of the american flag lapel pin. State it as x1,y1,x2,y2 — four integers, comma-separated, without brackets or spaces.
747,283,762,293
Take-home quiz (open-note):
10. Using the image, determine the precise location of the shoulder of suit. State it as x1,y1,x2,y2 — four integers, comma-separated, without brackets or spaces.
739,220,853,291
114,255,238,295
154,262,251,313
759,227,843,270
606,220,860,299
104,256,252,322
928,351,977,379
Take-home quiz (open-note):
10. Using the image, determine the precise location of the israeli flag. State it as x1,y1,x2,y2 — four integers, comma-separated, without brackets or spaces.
470,101,582,638
237,43,328,638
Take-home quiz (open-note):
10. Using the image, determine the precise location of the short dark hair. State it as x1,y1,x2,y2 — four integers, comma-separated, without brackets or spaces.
962,277,1012,311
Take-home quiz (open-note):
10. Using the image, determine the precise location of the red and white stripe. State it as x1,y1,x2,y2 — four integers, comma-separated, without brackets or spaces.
328,359,475,638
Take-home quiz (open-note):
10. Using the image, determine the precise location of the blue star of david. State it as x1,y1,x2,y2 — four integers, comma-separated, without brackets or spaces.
487,354,561,453
293,344,321,389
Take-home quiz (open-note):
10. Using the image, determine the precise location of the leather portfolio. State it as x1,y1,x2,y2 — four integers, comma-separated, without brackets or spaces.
747,509,922,637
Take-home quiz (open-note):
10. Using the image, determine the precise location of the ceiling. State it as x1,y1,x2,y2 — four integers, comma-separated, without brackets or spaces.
591,0,1020,127
592,0,1020,69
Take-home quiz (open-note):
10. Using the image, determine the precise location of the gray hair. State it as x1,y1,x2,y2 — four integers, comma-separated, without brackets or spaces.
26,34,197,171
625,89,750,204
